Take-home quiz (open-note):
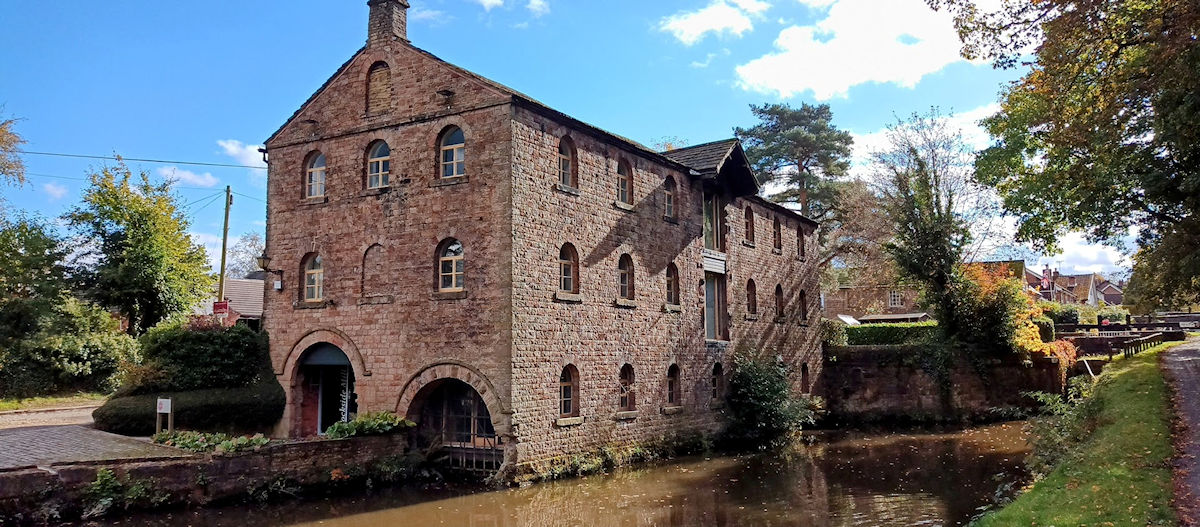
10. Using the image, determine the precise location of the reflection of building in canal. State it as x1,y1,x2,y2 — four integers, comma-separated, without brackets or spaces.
261,0,824,478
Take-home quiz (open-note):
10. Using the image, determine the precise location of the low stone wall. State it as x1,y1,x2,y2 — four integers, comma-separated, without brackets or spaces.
819,345,1066,422
0,434,409,524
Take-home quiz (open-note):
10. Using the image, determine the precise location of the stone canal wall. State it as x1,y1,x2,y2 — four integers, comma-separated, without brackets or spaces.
819,345,1066,422
0,434,410,524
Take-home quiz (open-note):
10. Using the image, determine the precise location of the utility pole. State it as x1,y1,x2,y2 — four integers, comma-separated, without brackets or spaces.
217,185,233,302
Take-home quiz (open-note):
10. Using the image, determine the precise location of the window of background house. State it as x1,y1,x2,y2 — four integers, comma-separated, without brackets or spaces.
440,127,466,178
618,254,635,300
304,254,324,302
619,364,635,411
665,263,680,305
888,290,903,308
306,153,327,198
559,243,579,294
666,364,681,406
367,141,391,189
559,365,579,417
616,160,633,205
558,137,576,188
438,239,465,292
664,177,677,219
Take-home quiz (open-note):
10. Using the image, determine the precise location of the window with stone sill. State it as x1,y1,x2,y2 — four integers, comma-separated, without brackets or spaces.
616,160,633,205
305,152,327,199
618,253,635,300
619,363,635,411
559,243,579,294
666,364,681,406
772,217,782,250
558,136,577,189
746,279,757,314
366,140,391,189
663,176,677,220
437,238,465,292
711,362,724,402
665,262,680,306
440,126,466,179
799,289,809,322
560,365,580,418
774,284,785,321
302,253,324,302
744,207,755,243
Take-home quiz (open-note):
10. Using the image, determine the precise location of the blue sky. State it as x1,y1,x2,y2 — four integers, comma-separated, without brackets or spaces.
0,0,1129,277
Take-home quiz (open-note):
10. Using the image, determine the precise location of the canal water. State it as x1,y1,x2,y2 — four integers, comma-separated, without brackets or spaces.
110,422,1029,527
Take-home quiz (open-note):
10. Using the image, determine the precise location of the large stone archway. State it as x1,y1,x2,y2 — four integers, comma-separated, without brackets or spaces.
395,360,508,433
279,328,370,386
395,361,512,473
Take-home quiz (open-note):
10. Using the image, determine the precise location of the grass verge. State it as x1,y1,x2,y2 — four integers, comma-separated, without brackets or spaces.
974,341,1183,526
0,392,107,412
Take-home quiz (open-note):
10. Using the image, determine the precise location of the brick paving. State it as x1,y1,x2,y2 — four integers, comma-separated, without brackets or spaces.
0,425,191,470
1163,338,1200,526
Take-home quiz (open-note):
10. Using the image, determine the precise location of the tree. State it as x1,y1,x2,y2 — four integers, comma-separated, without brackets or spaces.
225,231,264,278
734,103,854,219
929,0,1200,308
874,110,976,340
67,162,211,334
0,113,25,187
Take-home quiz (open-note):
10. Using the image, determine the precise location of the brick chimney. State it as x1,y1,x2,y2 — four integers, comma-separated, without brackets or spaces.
368,0,410,46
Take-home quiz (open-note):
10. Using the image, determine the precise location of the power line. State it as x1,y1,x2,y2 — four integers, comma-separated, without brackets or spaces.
17,150,267,170
26,172,221,191
232,191,267,204
188,193,225,216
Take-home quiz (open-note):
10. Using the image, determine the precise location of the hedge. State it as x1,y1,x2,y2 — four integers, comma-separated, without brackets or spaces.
131,320,269,394
845,321,938,345
93,379,284,436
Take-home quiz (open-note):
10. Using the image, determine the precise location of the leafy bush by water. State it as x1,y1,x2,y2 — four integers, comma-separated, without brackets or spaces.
845,321,937,345
324,411,414,439
722,354,818,450
151,430,270,453
1023,376,1099,478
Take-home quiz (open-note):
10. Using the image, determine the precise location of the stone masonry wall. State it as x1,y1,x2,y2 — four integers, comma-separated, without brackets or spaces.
507,107,823,468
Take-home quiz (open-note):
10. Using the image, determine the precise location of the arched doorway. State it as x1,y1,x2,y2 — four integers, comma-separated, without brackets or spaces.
297,343,357,436
407,378,502,472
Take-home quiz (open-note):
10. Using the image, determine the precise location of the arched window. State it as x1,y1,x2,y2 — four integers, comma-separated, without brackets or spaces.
666,364,681,406
303,254,324,302
618,254,635,300
744,207,755,243
775,284,785,320
559,365,579,418
437,239,465,292
616,160,633,205
665,262,680,305
440,126,466,178
558,243,579,294
772,217,782,250
305,152,327,198
367,141,391,189
798,226,807,259
711,363,724,401
663,176,677,219
799,289,808,321
746,279,757,314
619,364,635,411
557,137,577,188
366,61,392,115
801,363,810,394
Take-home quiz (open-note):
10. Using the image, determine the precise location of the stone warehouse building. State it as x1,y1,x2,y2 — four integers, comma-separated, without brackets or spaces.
261,0,822,474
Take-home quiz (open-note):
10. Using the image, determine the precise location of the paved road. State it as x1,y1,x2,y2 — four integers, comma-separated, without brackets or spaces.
0,425,190,470
0,404,99,430
1163,338,1200,526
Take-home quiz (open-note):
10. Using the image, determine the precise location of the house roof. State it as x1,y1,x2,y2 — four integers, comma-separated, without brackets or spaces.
858,312,932,322
660,139,740,173
199,278,265,318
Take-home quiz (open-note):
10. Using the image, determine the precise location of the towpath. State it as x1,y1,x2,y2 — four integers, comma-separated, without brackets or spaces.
0,425,189,470
1163,337,1200,526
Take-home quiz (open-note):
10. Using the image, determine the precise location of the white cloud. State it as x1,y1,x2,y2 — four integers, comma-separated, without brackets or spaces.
691,48,732,68
736,0,976,99
526,0,549,17
475,0,504,11
157,166,219,188
849,103,1000,173
1049,233,1132,275
409,7,447,23
42,183,67,200
794,0,837,7
217,139,267,187
660,1,766,46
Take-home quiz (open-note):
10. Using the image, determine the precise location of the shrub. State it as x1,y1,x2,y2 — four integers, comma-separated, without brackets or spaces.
324,411,414,439
1024,376,1100,478
0,296,138,398
152,430,270,453
1033,316,1055,343
1078,303,1129,325
722,354,817,450
92,379,285,436
819,318,848,346
845,321,938,345
129,319,269,394
1039,301,1079,325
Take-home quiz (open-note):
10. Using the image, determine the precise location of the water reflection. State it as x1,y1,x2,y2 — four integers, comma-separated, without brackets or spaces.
107,422,1028,527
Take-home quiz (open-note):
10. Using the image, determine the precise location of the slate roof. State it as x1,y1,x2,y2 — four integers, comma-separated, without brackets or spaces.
660,139,740,174
196,278,265,318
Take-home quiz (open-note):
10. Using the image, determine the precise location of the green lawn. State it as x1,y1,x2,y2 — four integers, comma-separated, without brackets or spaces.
975,341,1183,526
0,392,107,412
